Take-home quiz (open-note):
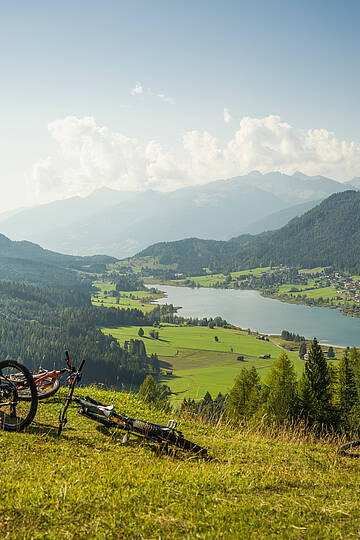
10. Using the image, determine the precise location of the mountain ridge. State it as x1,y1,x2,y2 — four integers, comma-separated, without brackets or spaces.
0,171,353,258
136,190,360,275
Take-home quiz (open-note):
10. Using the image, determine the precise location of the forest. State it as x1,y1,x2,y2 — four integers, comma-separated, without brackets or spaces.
0,280,159,387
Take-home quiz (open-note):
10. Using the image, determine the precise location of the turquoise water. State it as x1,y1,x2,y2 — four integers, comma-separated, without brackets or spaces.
151,285,360,348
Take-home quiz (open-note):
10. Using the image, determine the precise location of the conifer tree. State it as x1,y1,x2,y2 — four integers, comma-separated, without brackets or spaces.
264,351,297,422
298,337,332,424
348,347,360,394
299,342,307,359
335,348,357,416
138,375,170,411
226,366,261,421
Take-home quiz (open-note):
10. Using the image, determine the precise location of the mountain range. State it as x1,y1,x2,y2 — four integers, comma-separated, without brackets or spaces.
0,171,357,259
136,190,360,275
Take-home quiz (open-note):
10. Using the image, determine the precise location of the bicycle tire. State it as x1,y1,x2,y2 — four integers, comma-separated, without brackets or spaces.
132,419,207,456
0,360,38,431
338,439,360,458
20,376,60,401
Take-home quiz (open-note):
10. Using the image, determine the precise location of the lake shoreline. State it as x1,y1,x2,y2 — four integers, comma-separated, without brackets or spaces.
148,284,360,348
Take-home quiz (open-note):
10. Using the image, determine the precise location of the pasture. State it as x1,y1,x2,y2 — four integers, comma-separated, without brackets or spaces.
102,325,306,404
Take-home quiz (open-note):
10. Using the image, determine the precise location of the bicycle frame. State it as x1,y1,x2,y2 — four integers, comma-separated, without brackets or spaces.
32,368,65,388
57,352,85,436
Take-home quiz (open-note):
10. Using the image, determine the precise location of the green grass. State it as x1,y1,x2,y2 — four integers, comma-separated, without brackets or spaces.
1,387,360,539
278,283,347,302
92,282,162,313
102,325,306,403
172,267,273,287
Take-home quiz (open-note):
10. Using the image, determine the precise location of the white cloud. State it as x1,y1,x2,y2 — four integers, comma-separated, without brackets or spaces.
157,93,175,105
30,114,360,203
131,82,175,104
130,82,143,95
223,108,232,124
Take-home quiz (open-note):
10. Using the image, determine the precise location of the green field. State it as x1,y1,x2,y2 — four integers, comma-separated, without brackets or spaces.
92,282,162,313
102,325,305,404
1,387,359,539
172,267,272,287
278,283,347,302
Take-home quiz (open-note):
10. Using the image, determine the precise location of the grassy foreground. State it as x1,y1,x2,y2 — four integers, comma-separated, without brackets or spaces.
1,387,360,539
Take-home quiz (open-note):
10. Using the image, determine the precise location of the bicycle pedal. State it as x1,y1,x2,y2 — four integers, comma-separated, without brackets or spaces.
122,432,129,444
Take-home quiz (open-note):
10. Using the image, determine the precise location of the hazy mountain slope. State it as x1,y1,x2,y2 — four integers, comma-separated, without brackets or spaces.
136,191,360,274
0,171,350,258
346,177,360,190
0,187,137,240
0,233,116,286
227,170,350,204
238,199,321,236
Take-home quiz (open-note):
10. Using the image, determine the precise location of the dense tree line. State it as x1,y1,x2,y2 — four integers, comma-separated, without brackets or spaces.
281,330,305,342
0,280,159,387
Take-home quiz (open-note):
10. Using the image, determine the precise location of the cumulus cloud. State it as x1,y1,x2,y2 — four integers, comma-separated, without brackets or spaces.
30,114,360,203
130,82,143,95
223,108,232,124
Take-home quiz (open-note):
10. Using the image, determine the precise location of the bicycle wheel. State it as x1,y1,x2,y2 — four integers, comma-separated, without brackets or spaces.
0,360,38,431
20,375,60,401
338,439,360,458
132,420,207,456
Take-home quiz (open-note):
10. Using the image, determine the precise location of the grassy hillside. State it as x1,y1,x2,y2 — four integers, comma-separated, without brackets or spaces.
1,387,359,539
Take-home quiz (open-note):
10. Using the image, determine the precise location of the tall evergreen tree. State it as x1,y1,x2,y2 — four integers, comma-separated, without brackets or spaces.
335,348,357,417
226,366,261,421
298,337,332,424
264,351,297,422
299,342,307,359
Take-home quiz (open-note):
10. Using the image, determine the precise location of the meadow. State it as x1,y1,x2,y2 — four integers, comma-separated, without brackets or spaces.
92,282,163,313
172,266,272,287
102,325,306,404
1,387,359,539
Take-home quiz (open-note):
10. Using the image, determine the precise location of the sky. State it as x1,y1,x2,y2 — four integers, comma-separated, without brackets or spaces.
0,0,359,212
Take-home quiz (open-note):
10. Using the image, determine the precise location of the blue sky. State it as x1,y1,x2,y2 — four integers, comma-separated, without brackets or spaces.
0,0,359,211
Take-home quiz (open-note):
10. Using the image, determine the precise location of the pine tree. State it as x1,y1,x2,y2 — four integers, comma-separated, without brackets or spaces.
138,375,170,411
264,351,297,422
299,337,332,424
226,366,261,421
299,342,307,359
335,348,357,416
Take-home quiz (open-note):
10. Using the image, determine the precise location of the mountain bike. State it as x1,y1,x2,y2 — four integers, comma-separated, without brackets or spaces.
0,360,38,431
19,354,77,401
338,439,360,458
56,353,207,455
75,395,208,456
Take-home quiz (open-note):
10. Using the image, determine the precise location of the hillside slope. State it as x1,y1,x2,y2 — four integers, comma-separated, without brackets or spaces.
0,233,116,286
136,190,360,274
1,387,359,539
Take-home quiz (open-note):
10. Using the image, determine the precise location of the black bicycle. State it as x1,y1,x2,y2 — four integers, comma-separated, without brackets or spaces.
0,360,38,431
338,439,360,458
75,395,208,456
56,352,207,455
57,351,85,436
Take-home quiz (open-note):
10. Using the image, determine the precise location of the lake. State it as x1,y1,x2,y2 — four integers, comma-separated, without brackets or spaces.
151,285,360,348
